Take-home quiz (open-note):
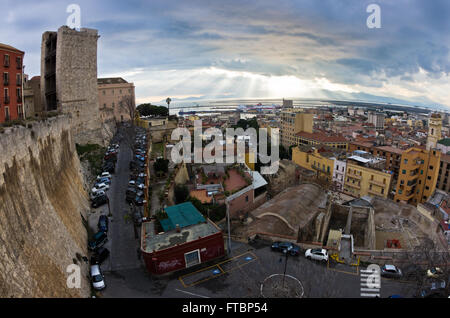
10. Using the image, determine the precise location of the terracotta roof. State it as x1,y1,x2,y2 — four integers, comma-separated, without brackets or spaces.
441,153,450,163
190,189,213,204
98,77,128,84
0,43,24,54
295,130,347,143
374,145,404,155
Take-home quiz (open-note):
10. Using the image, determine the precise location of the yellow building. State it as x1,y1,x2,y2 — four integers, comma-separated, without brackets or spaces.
280,109,313,147
343,156,392,199
394,147,441,205
292,145,337,182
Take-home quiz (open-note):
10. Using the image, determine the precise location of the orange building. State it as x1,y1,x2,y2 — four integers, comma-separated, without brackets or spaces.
0,43,24,123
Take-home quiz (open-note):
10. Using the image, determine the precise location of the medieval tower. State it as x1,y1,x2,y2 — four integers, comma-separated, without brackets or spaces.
426,113,442,150
41,26,103,145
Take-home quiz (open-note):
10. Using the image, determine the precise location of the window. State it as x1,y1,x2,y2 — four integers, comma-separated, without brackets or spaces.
404,159,408,164
429,166,433,170
3,54,9,67
103,90,105,95
420,170,423,175
3,72,9,85
4,106,10,121
184,250,200,268
16,57,22,69
402,170,406,174
16,73,21,85
381,188,384,194
245,196,248,202
4,88,9,104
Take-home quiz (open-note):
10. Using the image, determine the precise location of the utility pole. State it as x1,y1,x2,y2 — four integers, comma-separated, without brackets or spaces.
282,247,291,288
226,200,232,256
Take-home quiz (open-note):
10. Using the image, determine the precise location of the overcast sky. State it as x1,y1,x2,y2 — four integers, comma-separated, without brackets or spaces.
2,0,449,108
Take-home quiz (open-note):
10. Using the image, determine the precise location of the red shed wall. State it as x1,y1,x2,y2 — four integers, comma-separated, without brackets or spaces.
142,231,225,275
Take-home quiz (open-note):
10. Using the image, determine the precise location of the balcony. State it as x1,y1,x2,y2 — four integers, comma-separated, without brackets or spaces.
369,179,386,187
17,96,22,103
3,80,9,86
347,172,362,180
346,182,361,189
4,96,10,104
368,188,381,196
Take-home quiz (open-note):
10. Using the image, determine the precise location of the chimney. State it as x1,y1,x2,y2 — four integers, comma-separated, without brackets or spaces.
176,224,180,233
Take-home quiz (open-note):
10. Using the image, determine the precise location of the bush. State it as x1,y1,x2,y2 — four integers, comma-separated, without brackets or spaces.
174,184,189,204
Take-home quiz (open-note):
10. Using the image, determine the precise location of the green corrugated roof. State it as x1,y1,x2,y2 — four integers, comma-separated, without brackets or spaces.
438,138,450,146
161,202,205,232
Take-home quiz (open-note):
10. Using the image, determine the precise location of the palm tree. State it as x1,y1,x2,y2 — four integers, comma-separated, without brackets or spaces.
166,97,171,115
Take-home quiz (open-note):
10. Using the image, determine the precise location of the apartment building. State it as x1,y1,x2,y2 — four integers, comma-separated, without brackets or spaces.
292,144,346,183
0,43,24,123
437,153,450,193
343,151,392,199
98,77,136,122
394,147,441,205
280,109,313,147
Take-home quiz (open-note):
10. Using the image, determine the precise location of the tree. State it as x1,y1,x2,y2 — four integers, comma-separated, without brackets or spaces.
119,95,136,126
136,104,169,117
174,184,189,204
154,158,169,174
403,237,450,297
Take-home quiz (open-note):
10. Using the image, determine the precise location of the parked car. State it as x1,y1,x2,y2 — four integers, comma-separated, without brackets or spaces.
96,177,111,185
91,194,109,208
427,267,444,278
88,231,108,251
92,183,109,193
271,242,301,256
418,280,447,298
90,190,106,201
97,215,109,233
133,211,143,226
90,247,110,265
305,248,329,262
97,172,112,180
134,195,146,206
381,264,403,279
90,264,106,290
102,162,115,173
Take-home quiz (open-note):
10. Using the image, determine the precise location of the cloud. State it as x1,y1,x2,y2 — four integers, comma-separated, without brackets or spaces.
1,0,449,108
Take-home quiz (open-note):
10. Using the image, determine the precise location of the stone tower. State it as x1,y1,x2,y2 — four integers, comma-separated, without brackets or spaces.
426,113,442,150
41,26,103,145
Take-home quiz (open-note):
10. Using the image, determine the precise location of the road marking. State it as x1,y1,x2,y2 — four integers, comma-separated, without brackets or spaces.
361,293,380,297
178,251,257,287
175,289,210,298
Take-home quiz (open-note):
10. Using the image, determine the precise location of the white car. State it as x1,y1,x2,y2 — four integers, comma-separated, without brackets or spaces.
305,248,328,262
90,265,106,290
92,183,109,193
97,172,112,180
90,190,106,200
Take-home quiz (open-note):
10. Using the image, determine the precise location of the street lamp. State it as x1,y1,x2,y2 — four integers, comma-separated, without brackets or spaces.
282,246,292,288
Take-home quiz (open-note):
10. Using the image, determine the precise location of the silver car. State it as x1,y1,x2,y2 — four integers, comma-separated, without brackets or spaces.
90,264,106,290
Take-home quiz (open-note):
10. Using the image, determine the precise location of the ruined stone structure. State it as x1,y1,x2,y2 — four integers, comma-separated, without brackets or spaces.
41,26,107,145
0,116,90,297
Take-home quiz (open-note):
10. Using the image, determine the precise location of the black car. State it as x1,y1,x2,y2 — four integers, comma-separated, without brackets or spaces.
88,231,108,251
102,161,115,173
97,215,109,233
126,187,138,203
90,247,110,265
134,195,145,206
91,194,109,208
271,242,301,256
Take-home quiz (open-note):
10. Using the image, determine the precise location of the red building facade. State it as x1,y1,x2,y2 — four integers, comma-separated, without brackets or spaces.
0,43,24,123
141,220,225,275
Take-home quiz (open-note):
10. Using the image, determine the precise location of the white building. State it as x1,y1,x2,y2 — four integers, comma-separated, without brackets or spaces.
333,158,347,192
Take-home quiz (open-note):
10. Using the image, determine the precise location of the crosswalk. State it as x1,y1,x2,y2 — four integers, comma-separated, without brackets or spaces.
360,266,381,298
